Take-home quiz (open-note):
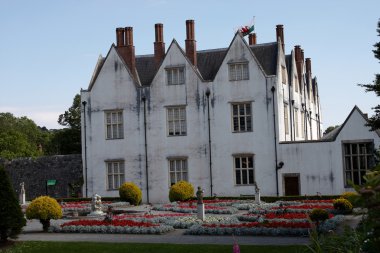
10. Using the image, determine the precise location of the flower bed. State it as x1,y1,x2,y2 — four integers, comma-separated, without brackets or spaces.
164,215,239,229
50,219,174,234
60,201,129,214
153,204,238,214
185,215,344,236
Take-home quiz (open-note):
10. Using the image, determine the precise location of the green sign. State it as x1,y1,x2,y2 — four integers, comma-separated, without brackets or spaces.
47,180,56,186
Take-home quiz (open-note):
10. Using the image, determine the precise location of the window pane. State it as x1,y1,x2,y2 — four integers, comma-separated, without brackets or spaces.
235,158,240,168
245,104,251,114
353,172,359,185
114,175,119,188
108,175,113,189
344,144,350,155
182,172,188,181
242,170,248,184
233,118,239,131
240,117,245,131
248,170,254,184
236,170,241,184
248,157,253,168
232,105,238,116
352,144,357,154
242,64,249,79
179,68,184,84
246,116,252,131
242,158,247,168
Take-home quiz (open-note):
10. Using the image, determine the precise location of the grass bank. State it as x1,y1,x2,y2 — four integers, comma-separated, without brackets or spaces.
1,241,307,253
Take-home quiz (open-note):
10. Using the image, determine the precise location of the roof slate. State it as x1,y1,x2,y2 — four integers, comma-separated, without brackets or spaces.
110,40,279,87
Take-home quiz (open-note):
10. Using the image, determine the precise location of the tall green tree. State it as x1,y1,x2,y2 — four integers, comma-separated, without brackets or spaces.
0,166,26,242
359,19,380,130
0,113,47,159
53,94,81,154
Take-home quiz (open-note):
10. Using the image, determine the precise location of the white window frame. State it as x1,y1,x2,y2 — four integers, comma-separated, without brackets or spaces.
301,111,305,138
281,66,287,84
343,142,373,186
229,62,249,81
233,155,255,185
168,157,188,186
106,160,125,190
167,106,187,136
294,108,299,137
166,67,185,85
105,110,124,139
231,102,252,132
284,104,289,135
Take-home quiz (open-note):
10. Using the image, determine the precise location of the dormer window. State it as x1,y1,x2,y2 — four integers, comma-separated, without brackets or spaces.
166,66,185,85
229,62,249,81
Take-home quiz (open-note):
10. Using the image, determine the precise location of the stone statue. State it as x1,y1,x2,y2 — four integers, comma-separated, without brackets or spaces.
253,181,260,194
91,194,102,212
196,186,204,205
19,182,26,205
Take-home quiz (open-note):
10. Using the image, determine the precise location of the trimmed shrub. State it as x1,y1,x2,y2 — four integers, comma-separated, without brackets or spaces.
119,182,142,205
26,196,62,232
169,181,194,202
0,166,26,242
333,198,353,213
309,208,329,223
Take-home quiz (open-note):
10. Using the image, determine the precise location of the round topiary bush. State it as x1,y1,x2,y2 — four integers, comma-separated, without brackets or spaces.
169,181,194,202
26,196,62,232
119,182,142,205
333,198,353,213
309,208,329,223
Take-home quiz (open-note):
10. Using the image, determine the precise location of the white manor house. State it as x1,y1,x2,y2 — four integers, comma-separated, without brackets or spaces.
81,20,380,203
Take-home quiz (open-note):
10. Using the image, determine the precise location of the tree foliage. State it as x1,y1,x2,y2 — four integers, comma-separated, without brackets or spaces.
53,94,81,154
359,20,380,130
0,166,26,242
323,125,340,136
58,94,81,130
0,113,46,159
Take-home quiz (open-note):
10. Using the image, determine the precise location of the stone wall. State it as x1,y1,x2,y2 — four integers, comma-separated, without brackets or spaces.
1,155,83,200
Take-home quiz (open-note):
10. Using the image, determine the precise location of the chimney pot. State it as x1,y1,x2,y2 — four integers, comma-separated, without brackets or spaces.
116,28,125,47
185,19,197,66
125,27,133,46
248,33,257,45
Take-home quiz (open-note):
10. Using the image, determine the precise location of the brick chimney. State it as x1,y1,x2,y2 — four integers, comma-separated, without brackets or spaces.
185,20,197,66
276,24,285,52
116,28,125,47
248,33,257,45
305,58,312,76
115,27,136,77
154,23,165,66
295,45,303,87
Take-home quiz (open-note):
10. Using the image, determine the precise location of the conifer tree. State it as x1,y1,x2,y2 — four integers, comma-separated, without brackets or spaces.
0,166,26,242
359,19,380,130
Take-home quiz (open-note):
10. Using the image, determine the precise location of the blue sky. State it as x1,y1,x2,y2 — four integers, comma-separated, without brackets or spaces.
0,0,379,129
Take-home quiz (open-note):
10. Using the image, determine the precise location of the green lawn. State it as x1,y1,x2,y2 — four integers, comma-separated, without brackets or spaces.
1,241,308,253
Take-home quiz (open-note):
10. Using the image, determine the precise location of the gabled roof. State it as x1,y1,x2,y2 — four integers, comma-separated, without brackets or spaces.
250,42,278,76
87,36,279,89
321,106,380,141
136,54,156,86
281,106,380,144
197,48,228,81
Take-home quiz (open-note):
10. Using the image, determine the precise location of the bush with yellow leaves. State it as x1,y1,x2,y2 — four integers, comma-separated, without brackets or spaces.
169,181,194,202
119,182,142,205
26,196,62,231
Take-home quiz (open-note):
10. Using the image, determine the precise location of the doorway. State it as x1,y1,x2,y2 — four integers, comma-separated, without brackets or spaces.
283,174,300,196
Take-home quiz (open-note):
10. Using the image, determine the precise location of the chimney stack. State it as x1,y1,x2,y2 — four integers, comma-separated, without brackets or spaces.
305,58,312,76
248,33,257,45
294,45,303,87
154,23,165,66
185,20,197,66
276,24,285,52
115,27,136,77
